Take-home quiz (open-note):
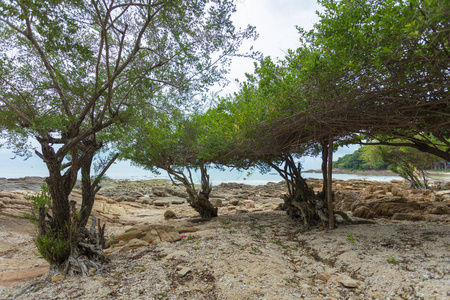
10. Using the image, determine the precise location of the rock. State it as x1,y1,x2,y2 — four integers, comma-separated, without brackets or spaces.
140,197,154,205
316,273,331,282
177,266,191,277
229,198,240,206
176,226,199,233
243,200,255,209
144,227,181,243
235,209,249,214
127,238,149,249
164,209,177,219
352,206,378,219
89,267,96,276
152,187,171,197
153,199,170,207
0,266,50,287
392,213,424,221
0,201,5,209
336,274,359,288
51,274,66,282
171,199,185,205
160,231,182,242
210,198,222,207
435,190,450,196
108,230,145,246
123,196,137,202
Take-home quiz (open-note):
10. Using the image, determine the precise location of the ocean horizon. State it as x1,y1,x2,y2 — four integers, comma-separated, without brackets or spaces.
0,148,405,185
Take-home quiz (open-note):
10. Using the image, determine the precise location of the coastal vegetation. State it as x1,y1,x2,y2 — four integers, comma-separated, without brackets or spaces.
0,0,255,273
334,145,443,188
0,0,448,278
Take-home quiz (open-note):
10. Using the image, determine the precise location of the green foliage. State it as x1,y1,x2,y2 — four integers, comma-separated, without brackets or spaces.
365,145,441,188
24,184,71,264
347,233,355,243
35,230,70,264
333,147,389,171
23,183,52,223
387,257,397,264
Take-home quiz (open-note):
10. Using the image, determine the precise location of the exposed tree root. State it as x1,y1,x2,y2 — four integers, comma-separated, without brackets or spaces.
49,216,109,277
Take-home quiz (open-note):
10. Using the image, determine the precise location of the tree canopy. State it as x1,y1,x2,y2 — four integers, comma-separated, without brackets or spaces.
0,0,255,271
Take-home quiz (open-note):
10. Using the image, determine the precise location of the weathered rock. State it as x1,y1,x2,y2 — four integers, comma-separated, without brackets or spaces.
210,198,222,207
352,206,378,219
127,238,149,249
229,198,240,206
153,199,170,207
142,226,181,243
177,266,191,277
336,274,359,288
0,266,50,288
176,226,199,233
316,273,331,282
139,197,154,205
243,200,255,209
350,196,450,219
0,201,5,209
108,230,145,245
171,199,185,205
235,209,249,214
51,274,66,282
164,209,177,220
392,213,424,221
152,187,171,197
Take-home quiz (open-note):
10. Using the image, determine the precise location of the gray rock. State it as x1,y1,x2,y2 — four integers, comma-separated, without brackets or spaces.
210,198,222,207
171,199,185,205
229,198,240,206
154,199,170,206
164,209,177,219
336,274,359,288
177,266,191,277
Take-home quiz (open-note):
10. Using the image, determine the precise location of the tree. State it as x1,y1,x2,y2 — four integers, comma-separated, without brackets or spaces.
0,0,255,273
333,147,389,171
290,0,450,160
363,145,441,189
197,61,352,228
117,107,218,219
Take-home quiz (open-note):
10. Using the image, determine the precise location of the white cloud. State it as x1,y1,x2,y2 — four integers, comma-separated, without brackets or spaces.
219,0,322,95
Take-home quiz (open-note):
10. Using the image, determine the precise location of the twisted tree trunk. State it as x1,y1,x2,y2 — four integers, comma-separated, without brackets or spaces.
166,164,217,219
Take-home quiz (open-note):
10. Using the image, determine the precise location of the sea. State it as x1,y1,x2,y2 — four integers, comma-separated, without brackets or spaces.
0,147,405,185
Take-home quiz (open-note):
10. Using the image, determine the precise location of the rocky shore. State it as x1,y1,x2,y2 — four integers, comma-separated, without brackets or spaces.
0,177,449,299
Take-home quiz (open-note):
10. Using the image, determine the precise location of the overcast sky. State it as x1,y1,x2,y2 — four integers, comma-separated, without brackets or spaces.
220,0,322,95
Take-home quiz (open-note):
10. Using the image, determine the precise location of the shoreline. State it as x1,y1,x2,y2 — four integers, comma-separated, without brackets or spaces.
1,170,450,191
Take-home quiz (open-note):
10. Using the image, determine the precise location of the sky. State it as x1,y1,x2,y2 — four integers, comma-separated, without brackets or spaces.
0,1,361,180
219,0,322,94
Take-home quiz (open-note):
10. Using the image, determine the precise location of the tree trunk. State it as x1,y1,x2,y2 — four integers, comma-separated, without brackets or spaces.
320,141,328,196
327,136,335,230
167,164,217,219
269,154,350,228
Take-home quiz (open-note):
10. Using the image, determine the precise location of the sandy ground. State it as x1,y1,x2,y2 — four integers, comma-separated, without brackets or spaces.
0,178,449,299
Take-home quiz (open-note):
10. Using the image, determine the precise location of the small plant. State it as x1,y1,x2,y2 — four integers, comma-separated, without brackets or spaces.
196,241,200,245
387,257,397,264
251,246,261,254
347,233,355,243
248,224,262,230
24,184,71,264
221,219,230,225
